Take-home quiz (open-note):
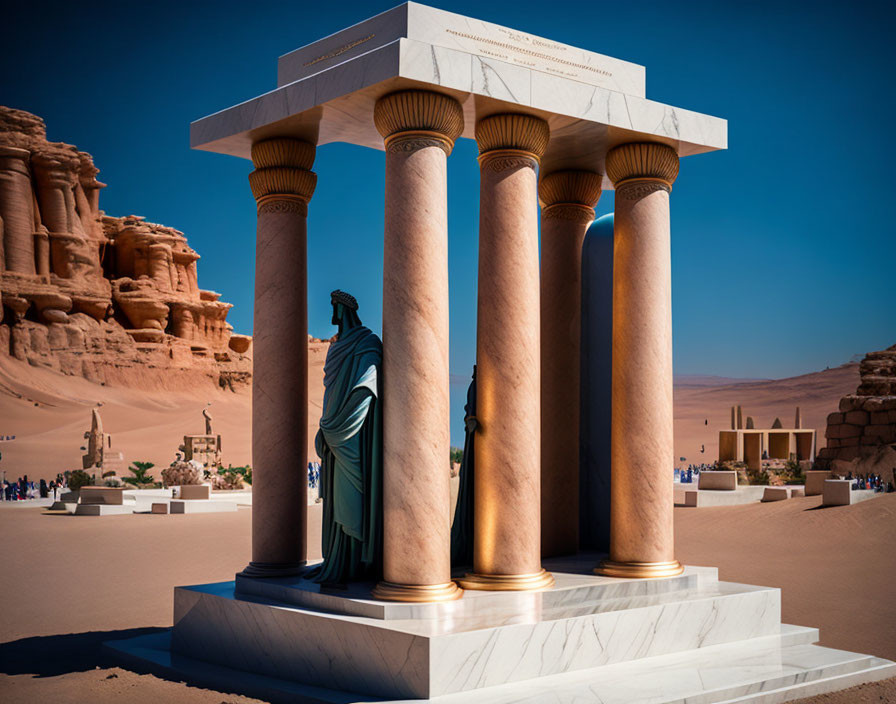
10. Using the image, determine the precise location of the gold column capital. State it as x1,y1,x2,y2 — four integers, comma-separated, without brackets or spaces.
605,142,679,197
374,90,464,156
539,170,602,223
475,113,549,172
248,137,317,215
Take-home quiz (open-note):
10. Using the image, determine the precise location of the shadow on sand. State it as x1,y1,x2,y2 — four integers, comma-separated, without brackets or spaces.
0,627,167,678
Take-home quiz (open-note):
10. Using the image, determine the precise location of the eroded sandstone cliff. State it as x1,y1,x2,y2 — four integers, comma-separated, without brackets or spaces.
0,106,251,391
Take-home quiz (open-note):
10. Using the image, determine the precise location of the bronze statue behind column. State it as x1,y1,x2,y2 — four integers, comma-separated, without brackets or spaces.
309,290,383,585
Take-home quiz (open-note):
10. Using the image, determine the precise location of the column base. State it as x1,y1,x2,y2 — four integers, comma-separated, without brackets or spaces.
371,580,463,603
238,561,307,578
456,568,554,591
594,559,684,579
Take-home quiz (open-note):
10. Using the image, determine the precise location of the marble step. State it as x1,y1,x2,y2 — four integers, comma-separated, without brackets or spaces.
171,577,782,698
105,626,896,704
234,563,713,621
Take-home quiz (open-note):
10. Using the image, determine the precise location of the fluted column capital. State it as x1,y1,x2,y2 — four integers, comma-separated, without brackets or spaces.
475,113,549,173
539,170,602,223
248,138,317,215
605,142,679,199
374,90,464,156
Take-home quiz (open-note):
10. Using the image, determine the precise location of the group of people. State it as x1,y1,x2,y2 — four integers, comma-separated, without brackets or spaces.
307,462,321,490
675,464,713,484
1,475,65,501
847,472,895,494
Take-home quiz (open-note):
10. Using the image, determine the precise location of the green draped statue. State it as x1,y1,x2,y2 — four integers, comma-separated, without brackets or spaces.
450,366,477,566
308,290,383,585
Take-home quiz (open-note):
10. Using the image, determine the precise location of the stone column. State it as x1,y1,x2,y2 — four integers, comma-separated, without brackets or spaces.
538,170,601,559
32,154,71,234
0,146,36,274
596,142,683,579
458,113,554,591
241,137,317,578
371,90,463,603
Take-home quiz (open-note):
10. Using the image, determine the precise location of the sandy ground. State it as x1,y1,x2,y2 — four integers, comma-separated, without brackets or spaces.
0,352,860,484
673,363,860,467
0,494,894,703
0,344,328,481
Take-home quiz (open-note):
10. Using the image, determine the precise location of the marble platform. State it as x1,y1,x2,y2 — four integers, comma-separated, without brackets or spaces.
106,554,896,702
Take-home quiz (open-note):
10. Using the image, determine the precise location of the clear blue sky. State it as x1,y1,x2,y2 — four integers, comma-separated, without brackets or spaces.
3,0,894,444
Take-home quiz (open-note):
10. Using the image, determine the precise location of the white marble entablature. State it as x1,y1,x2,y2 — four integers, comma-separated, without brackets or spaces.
190,4,727,185
276,3,646,97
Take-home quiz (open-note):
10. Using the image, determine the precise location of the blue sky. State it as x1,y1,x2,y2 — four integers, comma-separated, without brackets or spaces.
3,0,894,443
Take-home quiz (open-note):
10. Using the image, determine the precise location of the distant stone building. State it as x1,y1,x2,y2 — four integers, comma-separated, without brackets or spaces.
0,106,251,389
816,344,896,478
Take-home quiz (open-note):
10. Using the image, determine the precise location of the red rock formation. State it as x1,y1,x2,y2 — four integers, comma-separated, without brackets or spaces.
816,343,896,481
0,106,250,390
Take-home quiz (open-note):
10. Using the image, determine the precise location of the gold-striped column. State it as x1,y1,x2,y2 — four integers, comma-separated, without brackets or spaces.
596,142,683,579
458,113,554,591
242,137,317,578
538,170,602,558
372,90,463,602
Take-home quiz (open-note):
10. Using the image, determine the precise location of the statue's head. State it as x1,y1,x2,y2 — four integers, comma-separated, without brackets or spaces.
330,289,358,324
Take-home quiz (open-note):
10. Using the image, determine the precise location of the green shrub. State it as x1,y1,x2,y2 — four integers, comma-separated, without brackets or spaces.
123,461,159,489
68,469,92,491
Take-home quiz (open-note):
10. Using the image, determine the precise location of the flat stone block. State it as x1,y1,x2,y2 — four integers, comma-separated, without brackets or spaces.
805,470,831,496
822,479,853,506
170,500,237,514
679,485,767,507
151,503,169,514
79,486,125,505
762,487,791,502
178,485,211,500
697,470,737,491
74,503,134,516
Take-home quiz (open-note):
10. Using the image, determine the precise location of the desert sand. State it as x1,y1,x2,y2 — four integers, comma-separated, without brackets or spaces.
1,494,894,702
2,352,891,702
0,343,328,481
0,350,860,483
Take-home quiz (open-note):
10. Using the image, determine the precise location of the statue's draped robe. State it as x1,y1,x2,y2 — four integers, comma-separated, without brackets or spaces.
450,367,476,567
309,324,383,584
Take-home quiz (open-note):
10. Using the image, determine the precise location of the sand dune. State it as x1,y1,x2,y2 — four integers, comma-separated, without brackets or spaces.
0,354,859,482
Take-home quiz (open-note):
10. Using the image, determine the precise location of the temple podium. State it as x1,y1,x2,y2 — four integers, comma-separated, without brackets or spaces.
107,4,895,702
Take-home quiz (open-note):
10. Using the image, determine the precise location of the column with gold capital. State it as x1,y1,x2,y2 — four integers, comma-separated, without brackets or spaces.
371,90,463,602
538,170,602,559
242,137,317,578
458,113,554,591
596,142,683,579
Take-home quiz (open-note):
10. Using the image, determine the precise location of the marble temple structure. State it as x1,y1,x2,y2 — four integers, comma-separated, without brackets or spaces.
107,4,896,702
0,107,252,390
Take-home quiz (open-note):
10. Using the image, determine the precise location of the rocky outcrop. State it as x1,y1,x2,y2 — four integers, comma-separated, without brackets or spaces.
816,344,896,480
0,106,250,390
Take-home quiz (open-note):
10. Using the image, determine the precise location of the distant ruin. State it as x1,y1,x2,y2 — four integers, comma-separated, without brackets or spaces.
0,106,250,390
816,344,896,480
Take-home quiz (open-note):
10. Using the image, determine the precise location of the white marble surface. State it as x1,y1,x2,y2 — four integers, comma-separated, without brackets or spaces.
172,567,783,698
190,9,727,178
108,626,896,704
234,562,708,621
276,3,645,96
